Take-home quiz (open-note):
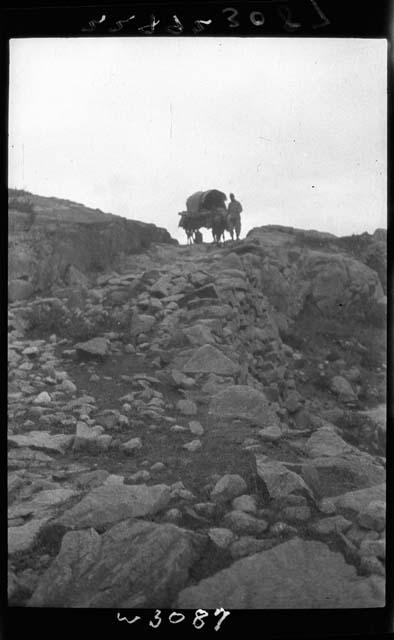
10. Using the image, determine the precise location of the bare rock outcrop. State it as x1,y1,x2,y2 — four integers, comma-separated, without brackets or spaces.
245,225,385,320
8,189,177,301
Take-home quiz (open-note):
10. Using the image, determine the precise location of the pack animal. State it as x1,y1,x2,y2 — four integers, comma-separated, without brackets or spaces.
211,208,228,246
178,211,204,245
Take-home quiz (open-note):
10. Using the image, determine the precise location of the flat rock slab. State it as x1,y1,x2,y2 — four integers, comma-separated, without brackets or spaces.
8,517,51,555
8,431,74,454
8,489,78,520
29,520,206,607
75,337,109,357
176,537,384,609
56,484,171,529
8,448,55,467
209,385,279,427
183,345,238,376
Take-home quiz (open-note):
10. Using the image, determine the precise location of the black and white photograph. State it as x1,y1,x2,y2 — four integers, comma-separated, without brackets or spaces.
7,16,387,619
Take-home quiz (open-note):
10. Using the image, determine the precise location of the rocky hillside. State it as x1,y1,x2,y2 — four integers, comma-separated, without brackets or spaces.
8,219,386,609
8,189,177,302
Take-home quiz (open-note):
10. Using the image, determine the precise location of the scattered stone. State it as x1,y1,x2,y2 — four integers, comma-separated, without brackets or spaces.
73,423,105,452
176,399,198,416
33,392,52,406
310,516,352,536
285,391,302,413
258,426,282,442
269,521,297,537
171,425,188,433
208,528,235,549
194,503,217,519
209,386,279,427
357,501,386,532
74,470,110,489
331,376,358,402
305,426,353,458
256,457,314,500
183,439,202,452
231,494,257,514
189,420,204,436
128,470,151,483
163,508,183,523
60,379,77,394
122,437,143,454
230,536,277,560
280,506,311,523
151,462,166,472
359,537,385,558
75,337,109,357
183,345,239,376
331,485,385,518
359,556,385,577
210,475,248,504
103,474,124,485
223,510,269,536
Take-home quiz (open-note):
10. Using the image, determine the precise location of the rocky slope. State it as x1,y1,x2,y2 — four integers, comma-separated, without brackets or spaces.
8,217,386,609
8,189,177,302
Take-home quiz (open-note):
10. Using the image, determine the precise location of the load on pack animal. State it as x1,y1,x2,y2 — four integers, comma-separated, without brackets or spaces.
178,189,243,245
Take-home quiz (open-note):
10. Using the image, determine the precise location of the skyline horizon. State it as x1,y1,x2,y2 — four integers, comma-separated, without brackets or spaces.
8,182,387,243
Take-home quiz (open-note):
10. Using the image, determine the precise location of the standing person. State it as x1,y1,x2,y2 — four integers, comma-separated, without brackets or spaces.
194,229,203,244
227,193,242,240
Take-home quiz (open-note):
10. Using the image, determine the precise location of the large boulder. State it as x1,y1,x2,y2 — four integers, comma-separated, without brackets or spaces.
209,385,279,427
29,520,205,607
176,537,384,608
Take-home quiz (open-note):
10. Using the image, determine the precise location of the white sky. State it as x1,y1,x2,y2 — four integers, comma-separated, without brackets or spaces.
9,37,387,243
